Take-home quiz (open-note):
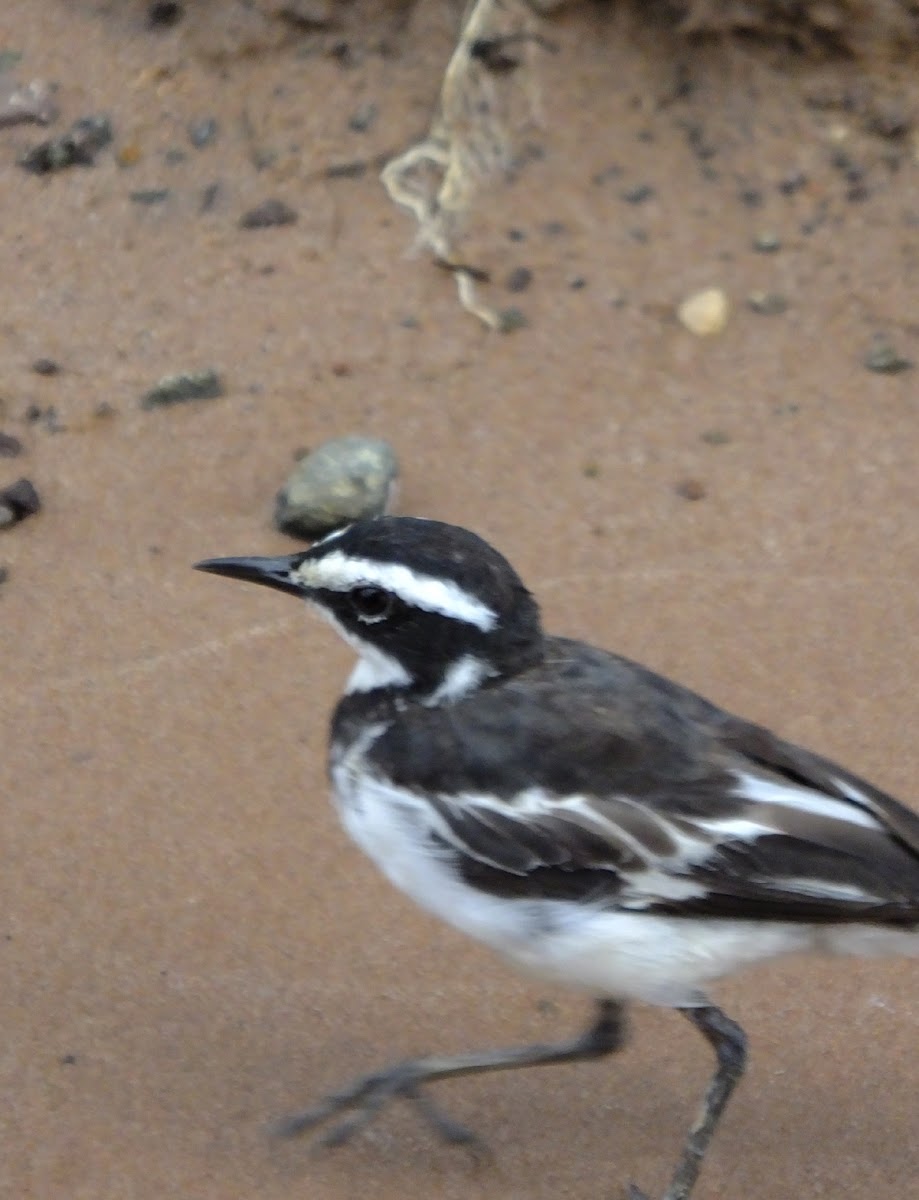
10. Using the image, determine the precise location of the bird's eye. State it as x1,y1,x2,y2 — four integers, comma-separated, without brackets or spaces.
350,586,393,622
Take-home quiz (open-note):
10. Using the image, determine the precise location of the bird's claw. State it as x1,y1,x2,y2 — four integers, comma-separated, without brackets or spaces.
273,1064,489,1158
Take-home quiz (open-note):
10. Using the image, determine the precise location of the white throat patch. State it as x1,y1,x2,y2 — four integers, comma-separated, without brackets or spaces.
293,551,497,632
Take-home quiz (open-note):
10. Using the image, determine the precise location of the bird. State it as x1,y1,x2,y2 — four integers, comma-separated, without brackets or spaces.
196,516,919,1200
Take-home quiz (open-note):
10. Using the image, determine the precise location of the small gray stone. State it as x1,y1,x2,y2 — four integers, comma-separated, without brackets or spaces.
239,198,298,229
141,369,224,408
188,117,219,148
0,478,41,528
19,114,113,174
752,231,781,253
747,291,788,316
275,436,399,538
864,342,913,374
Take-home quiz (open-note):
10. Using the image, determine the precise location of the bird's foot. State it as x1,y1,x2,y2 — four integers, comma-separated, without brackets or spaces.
273,1062,489,1157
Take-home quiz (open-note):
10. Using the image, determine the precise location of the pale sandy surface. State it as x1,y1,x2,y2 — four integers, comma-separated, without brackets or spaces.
2,3,919,1198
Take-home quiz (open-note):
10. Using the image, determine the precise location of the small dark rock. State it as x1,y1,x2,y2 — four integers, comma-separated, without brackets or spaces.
621,183,655,205
0,478,41,528
188,117,219,148
164,147,186,166
505,267,533,293
497,307,529,333
59,1054,77,1066
592,164,623,185
324,160,367,180
0,565,8,585
275,436,399,538
348,102,377,133
31,357,60,376
148,2,183,27
19,114,113,174
239,198,298,229
700,429,731,446
752,231,781,253
141,369,224,409
568,276,587,291
747,291,788,316
507,228,526,242
675,478,706,502
778,171,808,195
200,181,221,213
130,188,170,206
737,187,763,208
864,342,913,375
0,432,23,457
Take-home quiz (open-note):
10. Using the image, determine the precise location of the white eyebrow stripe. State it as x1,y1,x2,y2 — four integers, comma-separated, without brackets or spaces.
293,551,498,631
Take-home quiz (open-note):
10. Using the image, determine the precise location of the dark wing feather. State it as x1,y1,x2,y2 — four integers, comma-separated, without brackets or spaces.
360,637,919,923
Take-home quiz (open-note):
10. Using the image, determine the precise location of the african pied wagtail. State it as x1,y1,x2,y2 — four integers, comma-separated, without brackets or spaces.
197,516,919,1200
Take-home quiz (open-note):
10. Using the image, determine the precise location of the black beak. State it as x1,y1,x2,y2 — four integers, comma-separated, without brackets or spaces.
194,554,306,599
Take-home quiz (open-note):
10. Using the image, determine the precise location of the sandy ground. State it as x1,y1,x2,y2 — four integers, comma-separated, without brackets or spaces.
2,2,919,1198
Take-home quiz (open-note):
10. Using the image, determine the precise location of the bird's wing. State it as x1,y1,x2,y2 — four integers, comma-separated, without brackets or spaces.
367,643,919,923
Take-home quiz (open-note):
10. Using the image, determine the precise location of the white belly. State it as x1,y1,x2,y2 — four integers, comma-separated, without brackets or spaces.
328,757,836,1006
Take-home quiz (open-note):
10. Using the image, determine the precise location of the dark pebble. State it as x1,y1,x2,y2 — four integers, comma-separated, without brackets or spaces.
0,565,8,585
675,478,706,501
239,198,298,229
148,2,183,27
700,429,731,446
188,117,218,148
164,148,186,166
505,267,533,293
738,187,763,208
200,181,221,213
778,171,808,195
0,478,41,527
348,102,377,133
507,228,526,242
747,291,788,316
568,276,587,291
59,1054,77,1066
130,188,170,206
0,432,24,457
864,342,913,374
497,307,529,333
19,114,113,174
621,183,655,205
543,220,567,237
31,357,60,376
141,369,225,408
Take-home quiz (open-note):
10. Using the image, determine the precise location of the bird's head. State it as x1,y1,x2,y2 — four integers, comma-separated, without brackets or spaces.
196,517,543,701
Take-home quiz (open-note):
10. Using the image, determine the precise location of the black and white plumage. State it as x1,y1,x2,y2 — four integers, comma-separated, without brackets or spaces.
197,517,919,1200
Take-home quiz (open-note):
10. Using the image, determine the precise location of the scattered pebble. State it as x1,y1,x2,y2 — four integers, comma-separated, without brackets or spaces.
239,198,298,229
568,276,587,291
752,231,782,253
148,3,183,29
188,116,218,148
31,357,60,376
19,114,113,173
700,429,731,446
0,432,23,457
747,291,788,316
497,306,529,333
592,164,623,185
621,183,655,204
348,102,377,133
0,79,59,129
507,228,526,242
275,435,399,539
0,478,41,529
778,171,808,195
200,181,221,213
130,188,170,205
164,147,186,166
140,369,224,408
675,478,707,502
864,342,914,374
677,287,729,336
737,186,763,208
505,267,532,293
0,565,8,586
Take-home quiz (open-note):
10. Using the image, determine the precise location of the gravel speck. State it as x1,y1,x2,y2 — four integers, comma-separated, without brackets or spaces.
621,183,655,205
0,432,24,457
677,287,729,336
864,342,913,374
752,231,782,253
505,267,532,293
239,198,298,229
747,291,788,315
188,117,218,148
141,369,224,408
19,114,113,173
675,478,706,501
31,357,60,376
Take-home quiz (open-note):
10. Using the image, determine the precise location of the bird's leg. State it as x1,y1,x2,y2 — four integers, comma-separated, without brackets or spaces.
275,998,626,1149
630,1004,747,1200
